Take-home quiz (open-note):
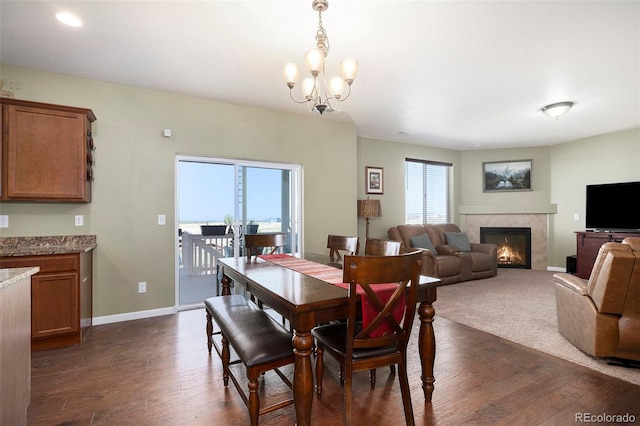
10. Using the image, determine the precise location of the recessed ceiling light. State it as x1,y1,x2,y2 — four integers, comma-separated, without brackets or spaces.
56,12,83,27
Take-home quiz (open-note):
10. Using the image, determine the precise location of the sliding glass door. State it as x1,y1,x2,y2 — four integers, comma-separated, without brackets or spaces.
176,156,301,307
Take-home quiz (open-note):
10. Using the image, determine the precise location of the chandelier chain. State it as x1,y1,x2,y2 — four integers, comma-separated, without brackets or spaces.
316,10,330,56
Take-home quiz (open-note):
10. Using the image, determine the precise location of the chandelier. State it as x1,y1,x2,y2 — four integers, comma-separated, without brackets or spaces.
283,0,358,115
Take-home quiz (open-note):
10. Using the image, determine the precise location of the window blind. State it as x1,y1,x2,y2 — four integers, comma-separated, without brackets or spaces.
405,158,452,224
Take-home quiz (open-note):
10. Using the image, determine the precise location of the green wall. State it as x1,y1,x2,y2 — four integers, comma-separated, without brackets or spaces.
2,64,638,319
549,128,640,266
0,65,358,318
357,137,462,239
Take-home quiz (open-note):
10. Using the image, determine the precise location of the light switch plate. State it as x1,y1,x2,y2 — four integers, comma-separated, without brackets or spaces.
0,215,8,228
158,214,166,225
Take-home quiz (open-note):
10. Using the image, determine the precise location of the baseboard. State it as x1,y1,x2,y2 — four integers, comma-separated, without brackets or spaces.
92,306,177,326
547,266,565,272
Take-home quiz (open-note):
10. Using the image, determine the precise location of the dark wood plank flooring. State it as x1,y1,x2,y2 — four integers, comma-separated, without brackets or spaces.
28,308,640,425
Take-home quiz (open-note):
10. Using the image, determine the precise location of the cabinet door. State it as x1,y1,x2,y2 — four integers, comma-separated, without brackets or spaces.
2,104,88,201
576,233,611,279
31,271,80,339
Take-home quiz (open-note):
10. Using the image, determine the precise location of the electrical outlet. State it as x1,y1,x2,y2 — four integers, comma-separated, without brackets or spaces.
0,215,8,228
75,215,84,226
158,214,166,225
138,282,147,293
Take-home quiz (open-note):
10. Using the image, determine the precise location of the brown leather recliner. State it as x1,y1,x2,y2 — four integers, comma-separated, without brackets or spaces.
553,237,640,361
388,223,497,284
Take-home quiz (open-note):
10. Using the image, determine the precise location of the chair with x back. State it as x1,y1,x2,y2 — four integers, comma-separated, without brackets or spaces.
312,251,422,426
244,233,287,259
363,237,404,379
327,235,360,262
364,238,402,256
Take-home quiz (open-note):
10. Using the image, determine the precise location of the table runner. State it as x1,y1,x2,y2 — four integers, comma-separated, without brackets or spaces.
259,254,404,337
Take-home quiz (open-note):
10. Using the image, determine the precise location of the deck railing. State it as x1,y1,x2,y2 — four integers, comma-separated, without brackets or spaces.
182,232,233,276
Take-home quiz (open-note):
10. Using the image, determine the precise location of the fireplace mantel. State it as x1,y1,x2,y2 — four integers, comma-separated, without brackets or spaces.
459,204,557,215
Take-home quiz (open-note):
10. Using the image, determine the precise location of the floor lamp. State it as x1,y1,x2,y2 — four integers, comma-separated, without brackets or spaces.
357,199,382,240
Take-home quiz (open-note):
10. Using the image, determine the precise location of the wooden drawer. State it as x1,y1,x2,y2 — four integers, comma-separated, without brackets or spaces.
0,254,79,273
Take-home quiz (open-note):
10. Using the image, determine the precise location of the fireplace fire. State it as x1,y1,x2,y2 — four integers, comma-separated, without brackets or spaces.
480,227,532,269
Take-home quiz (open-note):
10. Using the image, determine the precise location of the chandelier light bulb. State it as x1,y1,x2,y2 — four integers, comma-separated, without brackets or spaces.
340,59,359,84
329,77,345,98
305,48,324,76
301,78,315,98
283,63,299,88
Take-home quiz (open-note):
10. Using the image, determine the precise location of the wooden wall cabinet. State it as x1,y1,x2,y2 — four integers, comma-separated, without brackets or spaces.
1,98,96,202
575,231,640,279
0,252,93,351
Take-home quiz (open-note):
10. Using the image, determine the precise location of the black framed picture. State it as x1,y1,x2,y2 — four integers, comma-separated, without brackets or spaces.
483,160,532,192
366,166,384,194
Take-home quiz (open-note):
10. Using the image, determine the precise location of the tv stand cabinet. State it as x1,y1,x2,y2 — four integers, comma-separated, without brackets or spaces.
575,231,640,279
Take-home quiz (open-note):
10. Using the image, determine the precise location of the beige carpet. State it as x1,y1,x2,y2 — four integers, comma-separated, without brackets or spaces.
434,268,640,386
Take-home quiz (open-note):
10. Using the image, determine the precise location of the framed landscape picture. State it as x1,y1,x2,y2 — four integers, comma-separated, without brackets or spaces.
483,160,532,192
366,166,384,194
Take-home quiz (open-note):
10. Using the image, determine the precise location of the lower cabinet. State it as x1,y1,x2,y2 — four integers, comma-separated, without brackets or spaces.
575,231,640,279
0,251,93,351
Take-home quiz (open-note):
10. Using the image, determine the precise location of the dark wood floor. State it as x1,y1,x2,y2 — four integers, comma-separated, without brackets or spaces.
28,308,640,425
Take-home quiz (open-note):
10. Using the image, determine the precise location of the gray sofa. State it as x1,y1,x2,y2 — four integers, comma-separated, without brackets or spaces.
388,223,498,284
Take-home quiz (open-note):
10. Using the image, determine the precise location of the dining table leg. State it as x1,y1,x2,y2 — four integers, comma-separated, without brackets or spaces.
220,273,232,296
418,288,437,402
292,328,314,426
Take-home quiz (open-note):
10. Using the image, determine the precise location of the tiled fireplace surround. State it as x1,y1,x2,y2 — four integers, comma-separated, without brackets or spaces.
463,213,549,270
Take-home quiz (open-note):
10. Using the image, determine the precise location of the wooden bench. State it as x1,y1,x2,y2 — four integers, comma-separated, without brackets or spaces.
205,295,295,426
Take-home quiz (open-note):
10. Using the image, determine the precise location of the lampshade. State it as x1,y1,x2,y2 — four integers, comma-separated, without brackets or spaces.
357,199,382,218
542,101,573,118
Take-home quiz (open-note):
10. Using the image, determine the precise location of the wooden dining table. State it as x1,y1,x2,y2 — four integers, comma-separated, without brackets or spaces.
217,253,443,426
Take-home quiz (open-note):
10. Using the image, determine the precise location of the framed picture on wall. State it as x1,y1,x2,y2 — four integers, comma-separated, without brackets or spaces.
483,159,532,192
366,166,384,194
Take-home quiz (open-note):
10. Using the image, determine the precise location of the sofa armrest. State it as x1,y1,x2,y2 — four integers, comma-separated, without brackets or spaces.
553,273,588,295
410,248,437,276
470,242,497,255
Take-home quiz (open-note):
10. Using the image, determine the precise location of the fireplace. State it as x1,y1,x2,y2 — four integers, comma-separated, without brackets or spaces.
480,227,532,269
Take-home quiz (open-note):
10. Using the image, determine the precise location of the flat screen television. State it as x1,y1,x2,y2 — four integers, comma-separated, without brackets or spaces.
585,181,640,232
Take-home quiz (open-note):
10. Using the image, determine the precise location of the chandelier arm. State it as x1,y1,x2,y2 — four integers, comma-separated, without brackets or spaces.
288,89,310,105
339,84,352,102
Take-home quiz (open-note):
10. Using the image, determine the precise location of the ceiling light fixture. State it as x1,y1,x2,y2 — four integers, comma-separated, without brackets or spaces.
542,101,573,119
283,0,358,115
56,12,83,27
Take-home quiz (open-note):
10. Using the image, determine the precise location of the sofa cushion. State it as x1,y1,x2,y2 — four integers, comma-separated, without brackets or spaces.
445,232,471,252
410,233,437,253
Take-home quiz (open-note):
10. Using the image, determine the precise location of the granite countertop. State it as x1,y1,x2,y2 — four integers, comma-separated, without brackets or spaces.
0,267,40,290
0,235,96,257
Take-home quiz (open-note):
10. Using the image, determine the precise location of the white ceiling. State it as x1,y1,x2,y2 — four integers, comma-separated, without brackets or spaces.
1,1,639,150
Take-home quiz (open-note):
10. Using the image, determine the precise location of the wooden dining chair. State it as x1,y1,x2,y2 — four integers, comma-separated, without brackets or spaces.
327,235,360,262
312,251,422,426
244,232,288,319
364,238,402,256
244,233,286,259
364,237,404,378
